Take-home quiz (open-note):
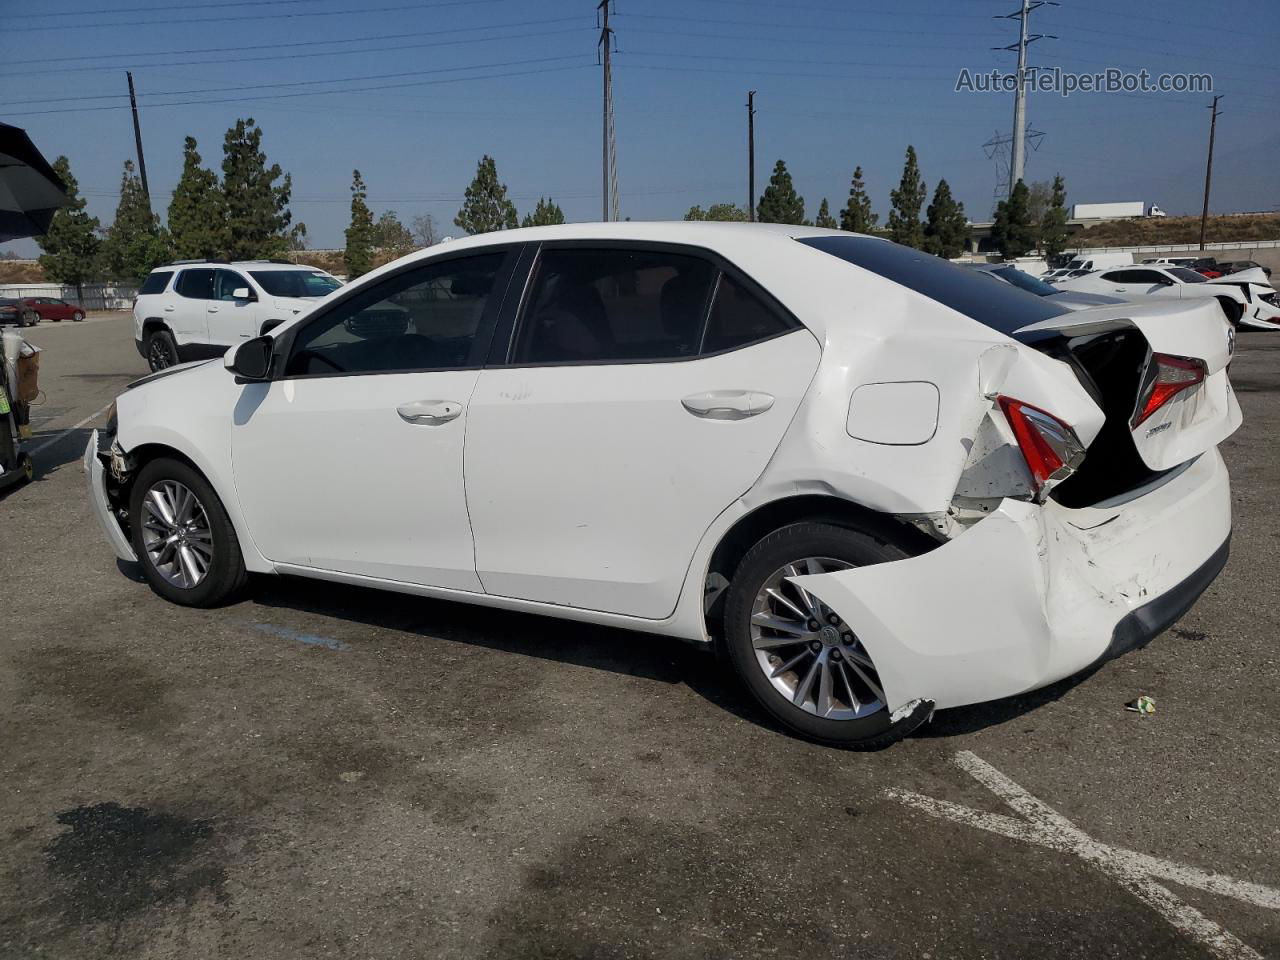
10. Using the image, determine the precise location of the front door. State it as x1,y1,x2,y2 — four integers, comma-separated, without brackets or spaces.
230,249,516,590
464,244,822,619
170,268,214,348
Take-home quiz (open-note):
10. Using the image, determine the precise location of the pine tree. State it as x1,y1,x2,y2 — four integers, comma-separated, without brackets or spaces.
221,118,300,260
840,165,878,233
344,170,375,278
521,196,566,227
1040,173,1070,260
922,179,968,259
991,180,1037,259
98,159,169,283
454,155,518,234
372,210,415,255
887,146,927,249
168,136,225,260
683,202,748,222
35,156,101,301
756,160,806,225
814,198,838,229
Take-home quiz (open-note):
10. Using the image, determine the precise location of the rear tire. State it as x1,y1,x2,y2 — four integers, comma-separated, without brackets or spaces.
145,329,179,371
20,310,37,328
723,521,933,749
72,311,84,322
129,457,247,607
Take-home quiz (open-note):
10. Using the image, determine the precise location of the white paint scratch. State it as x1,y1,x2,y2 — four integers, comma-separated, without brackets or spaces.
885,750,1277,960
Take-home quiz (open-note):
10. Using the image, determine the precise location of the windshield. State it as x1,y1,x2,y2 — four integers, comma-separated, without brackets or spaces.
1168,268,1207,283
798,236,1062,336
990,266,1059,297
250,270,342,298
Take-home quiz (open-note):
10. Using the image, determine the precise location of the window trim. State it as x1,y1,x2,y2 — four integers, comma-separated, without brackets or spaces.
490,239,804,370
214,268,251,301
272,245,521,381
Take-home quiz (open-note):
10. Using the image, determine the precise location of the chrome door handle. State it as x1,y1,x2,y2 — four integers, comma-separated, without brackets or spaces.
397,400,463,424
208,306,220,313
681,390,774,420
164,305,175,312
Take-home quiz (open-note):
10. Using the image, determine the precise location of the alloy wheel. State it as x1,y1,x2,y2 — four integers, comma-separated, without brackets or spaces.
749,557,886,720
148,338,174,371
139,479,213,588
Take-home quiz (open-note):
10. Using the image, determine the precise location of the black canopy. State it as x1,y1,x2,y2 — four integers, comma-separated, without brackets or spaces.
0,122,68,242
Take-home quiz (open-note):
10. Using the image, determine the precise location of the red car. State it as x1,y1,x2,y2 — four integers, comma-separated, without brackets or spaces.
21,296,84,322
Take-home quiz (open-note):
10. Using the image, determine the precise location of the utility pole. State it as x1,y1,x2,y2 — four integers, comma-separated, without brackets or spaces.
125,71,152,214
995,1,1056,198
597,0,619,222
1199,95,1222,251
747,90,752,221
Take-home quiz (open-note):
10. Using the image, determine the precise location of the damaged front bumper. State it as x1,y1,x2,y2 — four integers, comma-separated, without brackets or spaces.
83,429,137,563
789,449,1231,713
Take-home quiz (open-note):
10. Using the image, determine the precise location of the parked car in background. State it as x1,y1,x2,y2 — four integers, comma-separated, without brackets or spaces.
1218,260,1272,280
89,223,1240,749
20,296,84,322
0,298,34,327
133,259,343,371
1054,264,1279,329
965,263,1124,311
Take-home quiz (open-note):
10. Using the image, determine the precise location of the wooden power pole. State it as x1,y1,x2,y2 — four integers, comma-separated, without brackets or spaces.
747,90,757,221
1199,95,1222,251
126,71,152,214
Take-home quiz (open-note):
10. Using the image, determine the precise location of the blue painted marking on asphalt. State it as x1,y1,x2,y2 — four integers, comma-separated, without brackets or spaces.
251,622,349,651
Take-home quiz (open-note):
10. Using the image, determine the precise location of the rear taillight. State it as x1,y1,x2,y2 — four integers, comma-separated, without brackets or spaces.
1131,353,1205,428
997,396,1087,499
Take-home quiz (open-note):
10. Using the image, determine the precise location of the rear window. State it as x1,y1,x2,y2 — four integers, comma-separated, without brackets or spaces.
798,236,1062,336
139,271,172,295
250,270,342,298
1168,268,1207,283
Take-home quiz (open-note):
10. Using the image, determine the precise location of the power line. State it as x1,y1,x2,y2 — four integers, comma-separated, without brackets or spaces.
4,0,499,32
8,0,317,18
618,12,1000,36
2,63,593,118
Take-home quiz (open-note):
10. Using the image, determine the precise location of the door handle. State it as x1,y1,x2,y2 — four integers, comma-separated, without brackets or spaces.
164,305,175,312
209,306,220,313
397,400,463,424
681,390,774,421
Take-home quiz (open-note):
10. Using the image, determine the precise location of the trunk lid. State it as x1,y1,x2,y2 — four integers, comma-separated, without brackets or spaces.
1014,299,1241,502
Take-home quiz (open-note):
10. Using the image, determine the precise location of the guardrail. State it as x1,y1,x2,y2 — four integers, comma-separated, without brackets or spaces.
1072,240,1280,255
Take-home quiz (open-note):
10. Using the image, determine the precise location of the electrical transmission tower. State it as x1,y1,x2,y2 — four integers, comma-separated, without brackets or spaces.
990,0,1056,199
983,128,1044,211
598,0,620,222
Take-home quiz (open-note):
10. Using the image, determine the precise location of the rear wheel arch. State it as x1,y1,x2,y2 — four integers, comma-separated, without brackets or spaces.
702,494,938,639
1213,295,1243,325
140,318,171,337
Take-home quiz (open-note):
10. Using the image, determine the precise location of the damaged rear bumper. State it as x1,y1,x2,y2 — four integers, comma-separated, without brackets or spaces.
790,449,1231,713
83,429,137,563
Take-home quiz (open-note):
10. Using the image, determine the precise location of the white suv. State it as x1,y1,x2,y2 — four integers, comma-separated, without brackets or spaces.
134,260,341,370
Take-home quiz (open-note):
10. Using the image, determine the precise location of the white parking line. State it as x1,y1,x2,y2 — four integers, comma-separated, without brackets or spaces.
27,401,114,458
885,751,1278,960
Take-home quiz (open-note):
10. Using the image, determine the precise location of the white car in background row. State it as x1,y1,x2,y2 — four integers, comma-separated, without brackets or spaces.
133,260,343,371
1054,263,1279,330
88,224,1240,749
964,262,1124,311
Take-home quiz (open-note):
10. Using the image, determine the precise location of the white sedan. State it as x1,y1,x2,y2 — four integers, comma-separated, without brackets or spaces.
86,223,1240,748
1055,263,1280,330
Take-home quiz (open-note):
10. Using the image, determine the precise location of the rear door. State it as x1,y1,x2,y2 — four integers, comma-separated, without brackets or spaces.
464,243,822,619
170,269,214,347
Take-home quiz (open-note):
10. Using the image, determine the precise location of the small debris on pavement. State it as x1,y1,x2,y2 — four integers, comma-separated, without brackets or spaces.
1125,695,1156,715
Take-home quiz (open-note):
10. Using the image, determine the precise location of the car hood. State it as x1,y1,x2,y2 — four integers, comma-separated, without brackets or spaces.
125,358,215,390
1212,267,1269,285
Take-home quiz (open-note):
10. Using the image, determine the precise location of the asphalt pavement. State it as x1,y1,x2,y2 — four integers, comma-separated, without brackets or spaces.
1,313,1277,959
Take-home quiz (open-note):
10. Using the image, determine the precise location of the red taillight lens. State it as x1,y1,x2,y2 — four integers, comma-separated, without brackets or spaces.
1131,353,1205,428
997,396,1086,497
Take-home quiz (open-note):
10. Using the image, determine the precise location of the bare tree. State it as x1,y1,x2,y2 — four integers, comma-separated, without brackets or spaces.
411,213,438,248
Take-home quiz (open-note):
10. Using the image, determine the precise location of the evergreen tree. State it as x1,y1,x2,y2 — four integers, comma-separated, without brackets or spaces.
221,118,300,260
887,145,927,249
372,210,414,255
35,156,100,300
814,198,838,229
683,202,748,222
167,136,225,260
991,179,1037,259
922,179,968,259
1039,173,1070,260
454,155,518,234
98,159,169,283
344,170,375,278
756,159,806,225
840,165,878,233
521,196,566,227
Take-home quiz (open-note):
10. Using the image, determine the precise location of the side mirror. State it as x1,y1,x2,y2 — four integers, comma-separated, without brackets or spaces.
225,335,274,380
232,287,256,301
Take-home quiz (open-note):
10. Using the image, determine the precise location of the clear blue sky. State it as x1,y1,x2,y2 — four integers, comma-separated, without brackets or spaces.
2,0,1277,256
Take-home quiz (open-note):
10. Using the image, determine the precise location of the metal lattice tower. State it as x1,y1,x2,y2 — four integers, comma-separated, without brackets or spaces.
991,0,1056,198
983,128,1045,211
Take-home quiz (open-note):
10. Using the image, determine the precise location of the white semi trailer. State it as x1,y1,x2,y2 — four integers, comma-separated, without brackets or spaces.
1071,202,1166,219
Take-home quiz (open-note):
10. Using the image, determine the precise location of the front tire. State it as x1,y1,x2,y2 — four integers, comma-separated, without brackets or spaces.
20,310,37,327
723,521,933,749
72,311,84,322
129,457,247,607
